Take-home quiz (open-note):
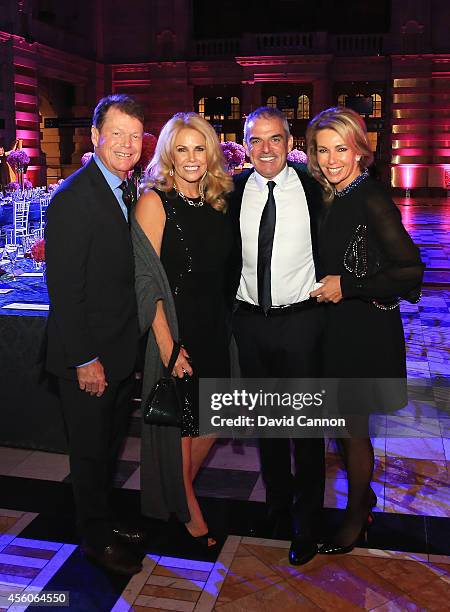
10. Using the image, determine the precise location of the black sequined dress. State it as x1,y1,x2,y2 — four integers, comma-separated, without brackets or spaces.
319,173,423,413
159,189,232,436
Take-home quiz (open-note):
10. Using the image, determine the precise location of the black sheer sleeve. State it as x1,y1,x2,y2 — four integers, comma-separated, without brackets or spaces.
341,185,424,301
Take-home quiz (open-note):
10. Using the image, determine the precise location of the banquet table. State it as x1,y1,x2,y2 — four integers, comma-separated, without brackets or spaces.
0,256,67,451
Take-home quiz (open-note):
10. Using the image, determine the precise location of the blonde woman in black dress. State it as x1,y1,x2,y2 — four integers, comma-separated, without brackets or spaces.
307,107,424,553
135,113,232,547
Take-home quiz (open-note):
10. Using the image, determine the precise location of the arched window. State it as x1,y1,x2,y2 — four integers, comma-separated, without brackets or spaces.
297,94,310,119
370,93,382,118
267,96,277,108
337,94,347,107
230,96,240,119
198,97,205,117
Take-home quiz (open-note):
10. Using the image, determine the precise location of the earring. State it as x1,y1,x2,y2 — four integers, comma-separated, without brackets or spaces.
356,156,361,162
169,168,174,176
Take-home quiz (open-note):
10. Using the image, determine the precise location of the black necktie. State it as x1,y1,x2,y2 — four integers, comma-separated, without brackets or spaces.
257,180,276,314
118,180,133,213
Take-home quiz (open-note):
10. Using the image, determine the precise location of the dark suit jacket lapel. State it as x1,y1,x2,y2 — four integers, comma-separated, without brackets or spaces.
230,168,254,253
228,169,254,299
85,158,130,231
288,162,324,280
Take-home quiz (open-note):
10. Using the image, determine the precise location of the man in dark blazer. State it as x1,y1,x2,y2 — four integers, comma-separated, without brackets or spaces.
45,94,144,575
228,107,325,565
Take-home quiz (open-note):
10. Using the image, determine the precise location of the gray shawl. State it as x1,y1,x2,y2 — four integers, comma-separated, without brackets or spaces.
131,211,190,522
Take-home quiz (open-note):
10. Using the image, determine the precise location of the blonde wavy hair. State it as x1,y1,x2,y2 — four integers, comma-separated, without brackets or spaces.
141,112,232,211
306,106,374,204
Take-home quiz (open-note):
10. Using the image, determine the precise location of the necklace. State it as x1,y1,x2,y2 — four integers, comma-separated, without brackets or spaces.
173,184,204,207
334,168,369,198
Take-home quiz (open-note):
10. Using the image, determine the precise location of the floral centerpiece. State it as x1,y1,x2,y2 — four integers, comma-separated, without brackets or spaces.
287,149,308,164
81,152,94,166
6,149,30,189
30,238,46,277
30,238,45,262
7,178,33,191
220,141,246,174
6,149,30,171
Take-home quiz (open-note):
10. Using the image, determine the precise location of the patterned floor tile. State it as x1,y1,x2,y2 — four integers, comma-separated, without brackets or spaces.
7,451,70,482
385,457,448,486
384,482,450,517
129,536,447,612
386,436,445,460
0,448,33,477
0,536,76,609
324,478,385,512
119,436,141,462
194,468,259,500
0,510,38,537
203,440,259,472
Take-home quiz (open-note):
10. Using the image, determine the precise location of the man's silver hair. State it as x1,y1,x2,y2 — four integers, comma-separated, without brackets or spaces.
243,106,290,143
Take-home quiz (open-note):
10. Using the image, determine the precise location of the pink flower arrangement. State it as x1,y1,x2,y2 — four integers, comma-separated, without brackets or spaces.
137,133,157,169
81,152,94,166
7,179,33,190
7,149,30,170
30,239,45,262
287,149,308,164
220,141,246,169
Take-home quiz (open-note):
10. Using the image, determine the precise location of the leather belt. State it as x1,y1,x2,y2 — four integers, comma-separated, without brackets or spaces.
236,298,317,316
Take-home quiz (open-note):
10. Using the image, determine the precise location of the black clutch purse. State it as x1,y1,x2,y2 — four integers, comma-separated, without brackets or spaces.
144,342,184,427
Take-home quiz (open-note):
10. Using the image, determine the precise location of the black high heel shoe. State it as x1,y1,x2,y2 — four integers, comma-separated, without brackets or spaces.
184,525,217,548
318,512,374,555
368,487,378,510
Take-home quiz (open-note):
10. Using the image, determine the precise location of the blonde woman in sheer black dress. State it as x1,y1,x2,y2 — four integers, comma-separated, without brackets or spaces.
307,107,424,554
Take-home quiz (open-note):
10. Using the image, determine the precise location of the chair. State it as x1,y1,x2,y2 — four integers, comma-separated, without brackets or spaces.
14,199,30,241
32,227,44,240
1,199,30,244
38,196,51,230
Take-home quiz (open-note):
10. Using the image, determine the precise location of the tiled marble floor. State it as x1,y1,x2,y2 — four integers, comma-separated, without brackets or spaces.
0,507,448,612
0,200,449,610
111,537,450,611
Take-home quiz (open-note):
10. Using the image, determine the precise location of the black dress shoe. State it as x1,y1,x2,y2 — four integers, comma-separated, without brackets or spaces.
112,523,146,545
81,540,142,575
318,512,374,555
289,538,318,566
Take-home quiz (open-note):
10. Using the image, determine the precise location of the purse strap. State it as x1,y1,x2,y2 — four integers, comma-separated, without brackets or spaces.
165,341,181,376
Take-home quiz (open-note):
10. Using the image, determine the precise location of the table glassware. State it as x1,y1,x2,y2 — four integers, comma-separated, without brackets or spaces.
5,243,19,281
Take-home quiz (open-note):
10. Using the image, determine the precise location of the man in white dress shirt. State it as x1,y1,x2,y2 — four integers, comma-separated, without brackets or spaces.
228,107,325,565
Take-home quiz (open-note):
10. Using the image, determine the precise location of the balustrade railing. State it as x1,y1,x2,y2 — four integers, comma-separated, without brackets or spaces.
192,32,386,58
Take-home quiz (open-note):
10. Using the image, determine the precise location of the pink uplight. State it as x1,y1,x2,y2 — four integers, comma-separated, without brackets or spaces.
400,165,418,189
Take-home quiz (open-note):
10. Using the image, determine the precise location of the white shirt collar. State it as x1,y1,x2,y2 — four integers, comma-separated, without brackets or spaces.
253,164,290,192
